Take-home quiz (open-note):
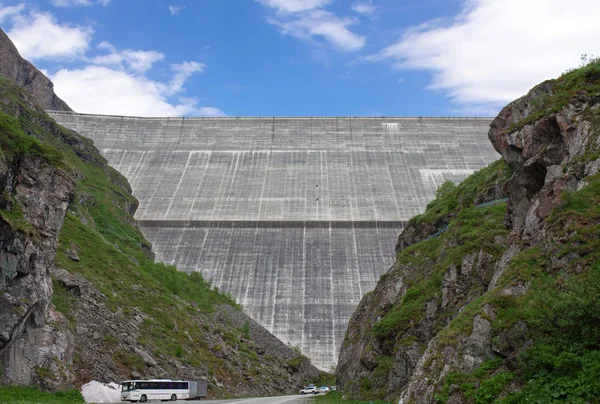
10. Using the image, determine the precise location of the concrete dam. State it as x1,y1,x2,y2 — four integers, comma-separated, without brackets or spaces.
49,113,499,370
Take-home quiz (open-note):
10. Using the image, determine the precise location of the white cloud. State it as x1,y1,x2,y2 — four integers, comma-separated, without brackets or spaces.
168,5,185,15
51,66,223,117
0,4,24,23
196,106,226,116
257,0,365,51
370,0,600,109
269,10,365,51
1,3,222,117
90,41,164,73
451,104,503,117
257,0,331,13
351,2,375,15
51,0,110,6
169,61,206,95
5,9,92,60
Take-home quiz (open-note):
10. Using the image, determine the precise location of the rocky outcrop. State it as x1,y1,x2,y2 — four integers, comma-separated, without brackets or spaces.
488,81,599,241
0,27,71,111
0,57,319,397
0,154,75,389
337,63,600,403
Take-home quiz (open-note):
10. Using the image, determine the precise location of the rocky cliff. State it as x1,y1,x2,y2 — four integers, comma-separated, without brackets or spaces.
0,73,319,395
0,27,71,112
337,60,600,403
0,113,75,390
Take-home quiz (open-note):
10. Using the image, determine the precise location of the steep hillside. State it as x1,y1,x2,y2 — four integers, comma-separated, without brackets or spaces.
337,59,600,403
0,28,71,112
0,76,319,397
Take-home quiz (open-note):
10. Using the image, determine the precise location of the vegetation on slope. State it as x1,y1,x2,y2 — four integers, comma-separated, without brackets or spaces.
432,58,600,404
314,391,387,404
434,173,600,403
375,160,511,342
340,57,600,403
408,158,511,229
506,54,600,134
339,159,511,400
0,76,315,396
360,171,600,403
0,386,84,404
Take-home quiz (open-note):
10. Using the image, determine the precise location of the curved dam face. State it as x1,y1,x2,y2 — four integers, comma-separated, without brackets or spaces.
49,113,498,370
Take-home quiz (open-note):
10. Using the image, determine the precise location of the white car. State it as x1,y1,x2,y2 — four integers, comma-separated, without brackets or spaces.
300,386,317,395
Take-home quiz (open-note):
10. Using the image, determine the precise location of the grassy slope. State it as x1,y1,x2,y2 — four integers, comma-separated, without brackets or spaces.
432,173,600,404
0,387,84,404
314,391,387,404
0,77,303,397
431,59,600,404
343,160,511,400
350,59,600,403
374,161,511,342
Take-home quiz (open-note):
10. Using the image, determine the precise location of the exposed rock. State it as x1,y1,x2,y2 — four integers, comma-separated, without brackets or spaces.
135,348,157,367
213,304,320,382
0,28,71,111
2,306,75,390
0,58,321,398
339,68,600,403
66,249,80,262
0,154,75,389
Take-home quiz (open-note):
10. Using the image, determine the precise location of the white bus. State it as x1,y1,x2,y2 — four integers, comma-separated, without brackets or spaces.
120,379,207,402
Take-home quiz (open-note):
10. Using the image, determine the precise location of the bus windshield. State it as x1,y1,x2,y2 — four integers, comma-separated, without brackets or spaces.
121,382,134,392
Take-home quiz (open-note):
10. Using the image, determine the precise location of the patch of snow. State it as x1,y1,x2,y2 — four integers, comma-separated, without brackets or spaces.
81,380,121,403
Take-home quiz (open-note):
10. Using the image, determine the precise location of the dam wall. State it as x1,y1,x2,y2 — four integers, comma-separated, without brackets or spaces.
49,113,499,370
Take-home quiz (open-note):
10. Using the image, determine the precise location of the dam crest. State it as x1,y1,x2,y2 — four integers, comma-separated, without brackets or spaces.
49,112,499,370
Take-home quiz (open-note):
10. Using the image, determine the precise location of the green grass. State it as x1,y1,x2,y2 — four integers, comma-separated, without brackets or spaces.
313,391,389,404
310,371,336,388
431,171,600,403
374,202,508,341
505,56,600,134
435,359,514,404
0,110,66,168
288,355,309,367
50,279,75,324
0,387,84,404
0,74,276,389
408,159,511,228
348,58,600,403
499,263,600,403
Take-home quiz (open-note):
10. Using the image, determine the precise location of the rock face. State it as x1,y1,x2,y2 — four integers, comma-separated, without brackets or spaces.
0,27,72,111
0,151,75,389
0,58,319,395
487,80,600,241
337,64,600,402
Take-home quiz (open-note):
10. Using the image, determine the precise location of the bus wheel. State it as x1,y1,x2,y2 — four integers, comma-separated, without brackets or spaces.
140,395,147,403
171,394,177,401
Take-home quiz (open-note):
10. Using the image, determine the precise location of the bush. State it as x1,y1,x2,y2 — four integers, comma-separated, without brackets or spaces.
505,264,600,403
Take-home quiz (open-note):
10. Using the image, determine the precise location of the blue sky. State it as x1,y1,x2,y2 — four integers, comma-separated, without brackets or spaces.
1,0,599,117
